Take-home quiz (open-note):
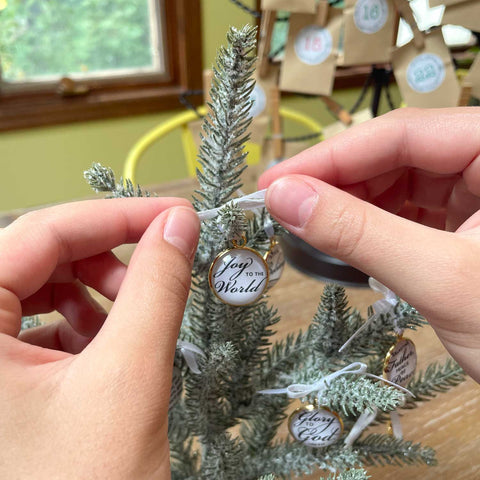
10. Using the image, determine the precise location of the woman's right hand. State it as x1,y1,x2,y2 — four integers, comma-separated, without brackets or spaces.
259,107,480,382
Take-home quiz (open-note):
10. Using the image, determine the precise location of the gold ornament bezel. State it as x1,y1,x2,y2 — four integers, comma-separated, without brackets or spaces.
383,336,417,386
288,403,344,446
208,244,269,307
263,238,285,287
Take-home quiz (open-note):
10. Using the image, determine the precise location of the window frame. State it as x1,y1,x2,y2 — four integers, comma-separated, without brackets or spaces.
0,0,203,132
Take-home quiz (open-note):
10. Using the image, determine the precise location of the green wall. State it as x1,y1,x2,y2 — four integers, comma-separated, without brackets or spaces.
0,1,399,212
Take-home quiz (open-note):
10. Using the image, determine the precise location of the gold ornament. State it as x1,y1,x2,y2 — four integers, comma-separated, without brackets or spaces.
209,236,269,306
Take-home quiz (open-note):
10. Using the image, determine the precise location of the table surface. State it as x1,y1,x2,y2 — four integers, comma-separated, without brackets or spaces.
38,177,480,479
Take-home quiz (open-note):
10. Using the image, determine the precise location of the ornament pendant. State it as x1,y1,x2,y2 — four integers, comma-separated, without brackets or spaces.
383,336,417,387
209,236,269,306
264,238,285,289
288,403,343,448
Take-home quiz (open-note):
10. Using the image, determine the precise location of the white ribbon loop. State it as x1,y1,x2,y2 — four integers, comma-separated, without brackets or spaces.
197,189,267,221
286,383,320,398
344,407,378,447
369,277,398,315
339,277,399,353
389,410,403,439
258,361,413,399
263,217,275,239
259,362,367,398
177,340,205,375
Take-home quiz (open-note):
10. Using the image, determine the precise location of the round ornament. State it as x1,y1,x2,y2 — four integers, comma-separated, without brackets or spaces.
209,241,269,306
249,84,267,118
406,53,446,93
289,404,343,447
264,240,285,289
169,365,183,410
354,0,389,34
294,25,333,66
383,337,417,387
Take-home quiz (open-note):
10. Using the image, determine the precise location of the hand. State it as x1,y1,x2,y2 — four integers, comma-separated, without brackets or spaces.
259,107,480,382
0,198,200,479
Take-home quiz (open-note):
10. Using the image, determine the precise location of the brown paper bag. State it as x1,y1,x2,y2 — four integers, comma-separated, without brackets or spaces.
429,0,470,7
340,0,397,66
391,29,460,108
261,0,316,13
279,7,342,96
441,0,480,32
322,109,373,139
465,53,480,100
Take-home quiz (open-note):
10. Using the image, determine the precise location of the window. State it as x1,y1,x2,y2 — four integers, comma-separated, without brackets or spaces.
0,0,203,131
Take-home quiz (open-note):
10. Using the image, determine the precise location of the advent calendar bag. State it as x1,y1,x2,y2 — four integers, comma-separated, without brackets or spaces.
391,29,460,108
261,0,316,13
429,0,469,6
441,1,480,32
465,54,480,100
280,5,342,96
340,0,397,65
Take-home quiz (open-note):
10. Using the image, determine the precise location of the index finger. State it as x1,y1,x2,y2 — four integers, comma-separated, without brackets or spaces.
259,107,480,192
0,197,191,304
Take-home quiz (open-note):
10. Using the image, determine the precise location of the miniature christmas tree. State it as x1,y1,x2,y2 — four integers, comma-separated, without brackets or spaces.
85,25,465,480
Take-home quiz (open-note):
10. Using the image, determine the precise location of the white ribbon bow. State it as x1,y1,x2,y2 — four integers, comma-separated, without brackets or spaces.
369,277,398,317
176,340,205,375
258,361,413,400
338,278,399,353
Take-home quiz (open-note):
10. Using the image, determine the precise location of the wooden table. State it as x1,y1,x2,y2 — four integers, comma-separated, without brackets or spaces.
269,264,480,480
31,177,480,479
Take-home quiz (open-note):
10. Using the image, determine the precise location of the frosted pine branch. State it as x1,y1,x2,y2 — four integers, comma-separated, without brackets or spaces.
326,468,370,480
322,377,405,416
217,203,249,244
243,441,360,478
185,342,238,438
169,400,199,479
344,301,427,360
355,434,437,466
201,432,246,480
403,358,466,407
193,25,257,213
243,303,280,377
84,162,154,197
84,162,116,192
240,394,289,453
260,328,315,388
312,284,363,363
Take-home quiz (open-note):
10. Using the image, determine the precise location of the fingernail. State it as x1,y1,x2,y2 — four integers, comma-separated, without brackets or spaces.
164,207,199,261
266,177,318,228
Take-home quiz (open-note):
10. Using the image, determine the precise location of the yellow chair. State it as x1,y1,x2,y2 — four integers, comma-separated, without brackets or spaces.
122,105,323,184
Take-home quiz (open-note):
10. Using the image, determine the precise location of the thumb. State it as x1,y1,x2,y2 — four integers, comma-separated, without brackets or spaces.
91,206,200,368
265,175,479,331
